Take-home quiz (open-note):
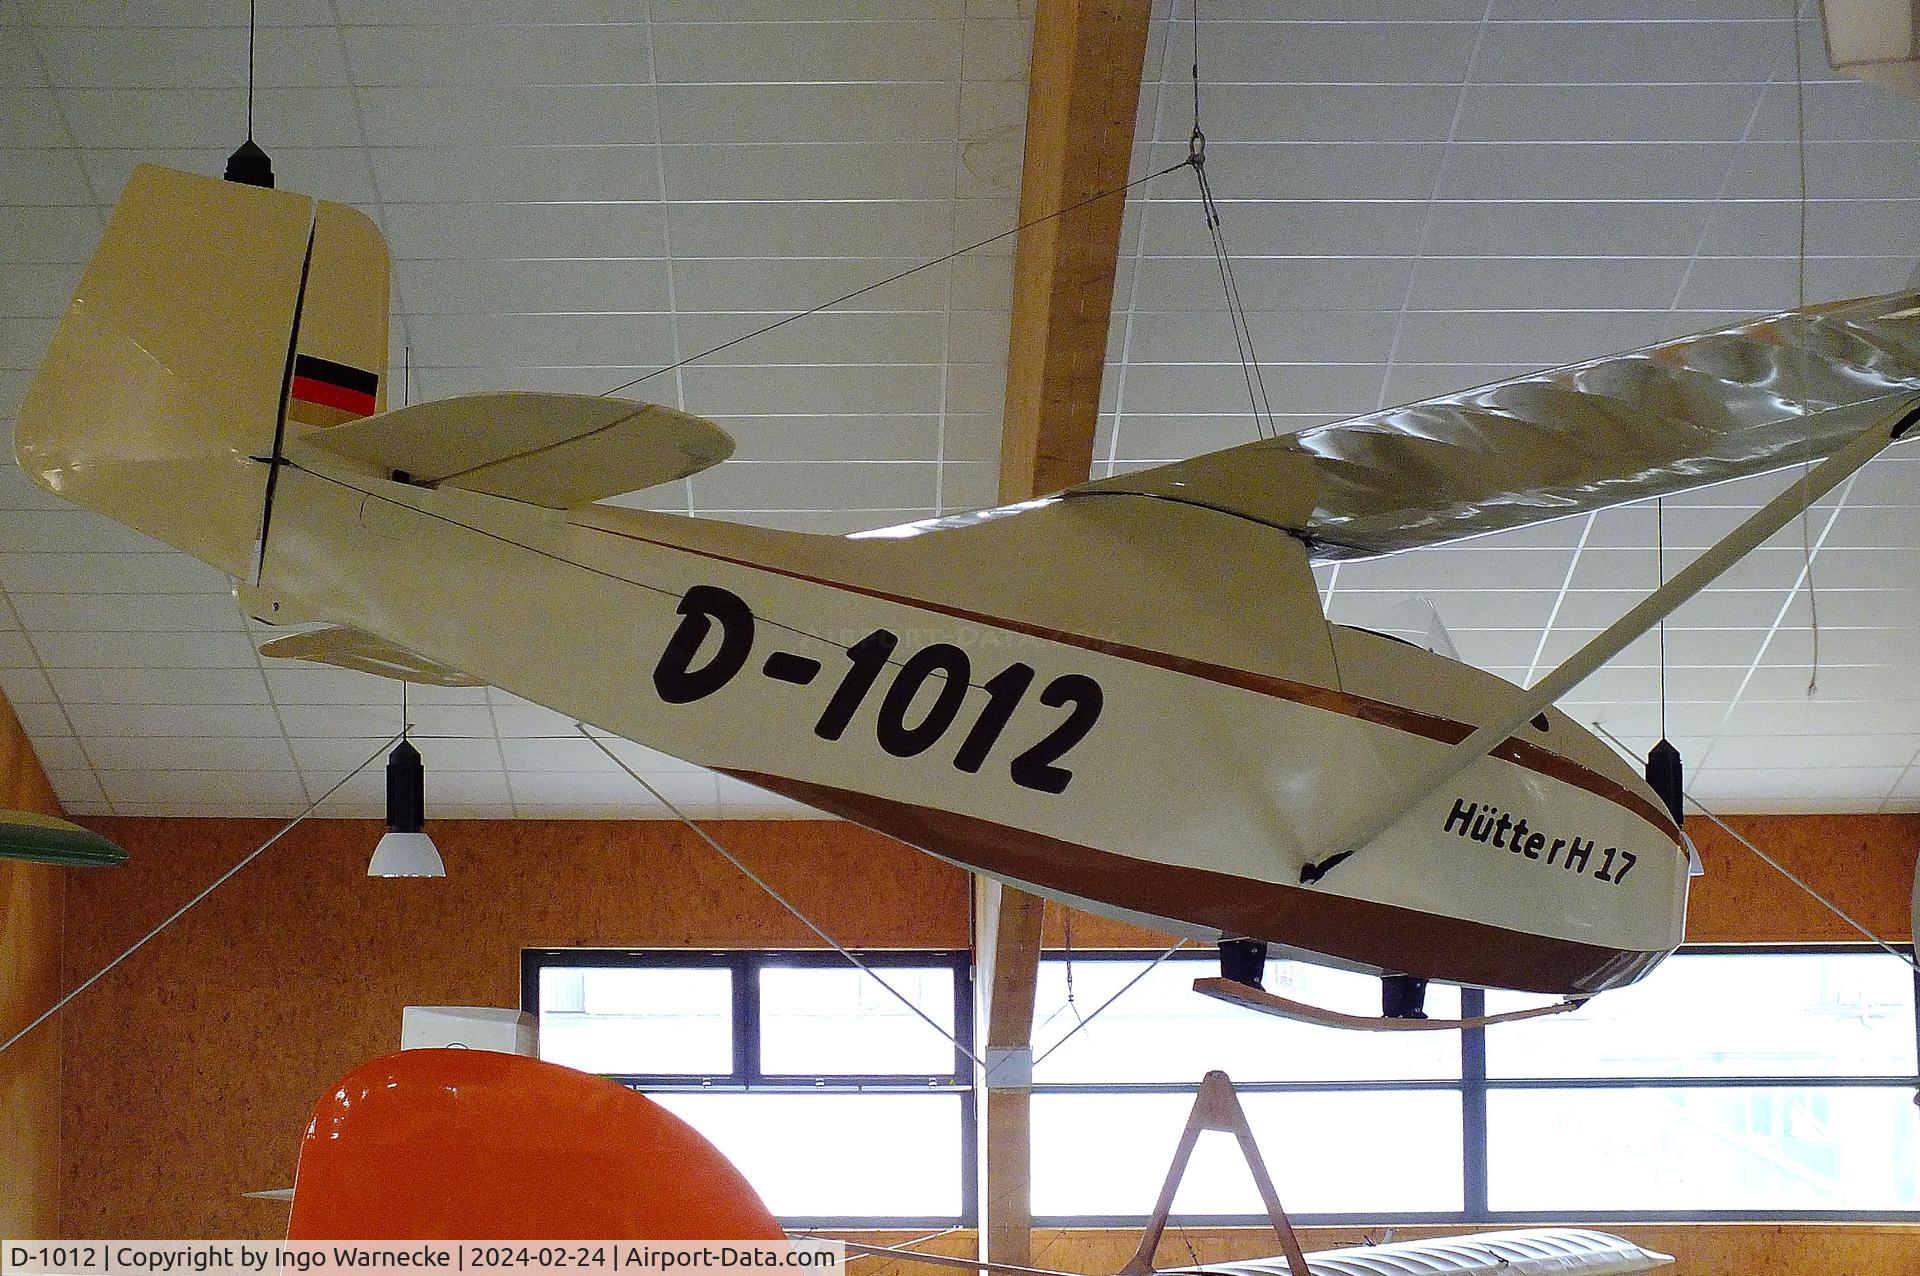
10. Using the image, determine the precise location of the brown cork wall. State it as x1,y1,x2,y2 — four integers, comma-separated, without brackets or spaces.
0,691,67,1240
59,817,966,1238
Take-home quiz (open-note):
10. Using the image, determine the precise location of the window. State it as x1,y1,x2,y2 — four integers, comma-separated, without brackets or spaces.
523,950,973,1227
526,945,1919,1228
1029,946,1919,1224
1029,952,1467,1223
1481,946,1920,1217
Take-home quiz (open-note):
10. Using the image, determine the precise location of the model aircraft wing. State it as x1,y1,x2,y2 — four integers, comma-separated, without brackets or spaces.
1075,290,1920,561
1160,1227,1672,1276
288,391,734,510
0,809,127,867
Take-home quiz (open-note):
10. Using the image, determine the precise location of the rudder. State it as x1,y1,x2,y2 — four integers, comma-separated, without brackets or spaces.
16,164,390,580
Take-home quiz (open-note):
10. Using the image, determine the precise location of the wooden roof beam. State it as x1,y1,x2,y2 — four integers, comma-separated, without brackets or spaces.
997,0,1156,505
978,0,1154,1267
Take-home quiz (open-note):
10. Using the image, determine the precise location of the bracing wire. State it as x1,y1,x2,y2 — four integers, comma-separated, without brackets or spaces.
1031,938,1189,1067
1034,907,1087,1036
579,712,1187,1076
1188,0,1277,440
1062,908,1082,1024
1195,164,1277,440
1656,498,1668,740
595,6,1253,443
574,723,986,1069
1592,722,1918,973
843,1229,966,1269
246,0,257,140
0,734,401,1060
1788,0,1823,695
597,159,1193,401
1190,0,1202,142
1791,3,1809,314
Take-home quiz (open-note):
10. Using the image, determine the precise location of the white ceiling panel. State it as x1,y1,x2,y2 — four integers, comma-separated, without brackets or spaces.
1105,0,1920,815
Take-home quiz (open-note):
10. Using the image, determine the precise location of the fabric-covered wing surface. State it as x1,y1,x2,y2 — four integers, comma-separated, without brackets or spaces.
1081,291,1920,561
1159,1227,1672,1276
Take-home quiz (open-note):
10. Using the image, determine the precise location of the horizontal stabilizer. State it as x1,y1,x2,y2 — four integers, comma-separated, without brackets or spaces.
1074,291,1920,560
259,626,486,687
289,391,734,509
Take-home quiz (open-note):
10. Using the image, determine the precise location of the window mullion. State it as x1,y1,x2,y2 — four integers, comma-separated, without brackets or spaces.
1461,985,1489,1221
737,952,761,1086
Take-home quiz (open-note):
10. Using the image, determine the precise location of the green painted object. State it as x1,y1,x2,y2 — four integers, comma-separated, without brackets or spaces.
0,810,127,867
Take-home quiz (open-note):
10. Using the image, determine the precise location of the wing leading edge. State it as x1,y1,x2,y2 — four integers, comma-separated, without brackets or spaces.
1073,290,1920,561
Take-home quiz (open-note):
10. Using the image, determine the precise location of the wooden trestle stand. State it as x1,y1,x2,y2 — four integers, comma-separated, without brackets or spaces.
1119,1070,1310,1276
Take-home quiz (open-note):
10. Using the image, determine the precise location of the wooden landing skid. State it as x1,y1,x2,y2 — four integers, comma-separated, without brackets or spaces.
1193,977,1585,1032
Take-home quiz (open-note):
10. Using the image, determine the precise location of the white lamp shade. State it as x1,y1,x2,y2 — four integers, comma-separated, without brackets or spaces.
368,830,445,878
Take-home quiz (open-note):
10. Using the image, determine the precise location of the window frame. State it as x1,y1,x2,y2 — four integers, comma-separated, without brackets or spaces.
1472,941,1920,1224
1028,948,1473,1227
521,943,1920,1229
1028,944,1920,1227
522,947,976,1228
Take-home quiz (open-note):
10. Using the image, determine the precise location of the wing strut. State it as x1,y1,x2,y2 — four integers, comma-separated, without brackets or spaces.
1300,399,1920,886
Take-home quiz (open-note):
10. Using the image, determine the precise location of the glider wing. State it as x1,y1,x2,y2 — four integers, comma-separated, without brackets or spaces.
1075,290,1920,560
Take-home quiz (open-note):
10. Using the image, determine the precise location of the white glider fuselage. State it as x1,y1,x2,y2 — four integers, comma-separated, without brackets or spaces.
259,449,1689,996
15,165,1691,998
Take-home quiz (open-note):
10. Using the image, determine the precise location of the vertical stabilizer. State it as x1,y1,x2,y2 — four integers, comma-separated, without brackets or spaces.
16,164,390,580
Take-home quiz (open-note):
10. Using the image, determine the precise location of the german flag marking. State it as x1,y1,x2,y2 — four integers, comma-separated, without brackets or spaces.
290,354,378,418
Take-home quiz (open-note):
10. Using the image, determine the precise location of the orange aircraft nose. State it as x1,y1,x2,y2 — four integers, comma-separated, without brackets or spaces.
287,1049,783,1241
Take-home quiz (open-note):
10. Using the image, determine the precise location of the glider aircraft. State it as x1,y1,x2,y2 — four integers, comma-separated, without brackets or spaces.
18,166,1920,1017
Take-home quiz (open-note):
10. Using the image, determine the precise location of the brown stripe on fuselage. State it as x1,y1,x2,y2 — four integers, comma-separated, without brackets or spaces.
587,520,1680,844
724,769,1670,996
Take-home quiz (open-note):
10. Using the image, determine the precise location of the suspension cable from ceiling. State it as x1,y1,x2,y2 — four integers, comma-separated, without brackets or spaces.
1033,905,1087,1037
581,715,1194,1075
1031,937,1189,1067
223,0,274,187
598,157,1194,400
1656,498,1668,741
1188,0,1277,441
1592,722,1917,974
246,0,258,139
0,734,400,1061
575,723,986,1070
1789,0,1823,696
